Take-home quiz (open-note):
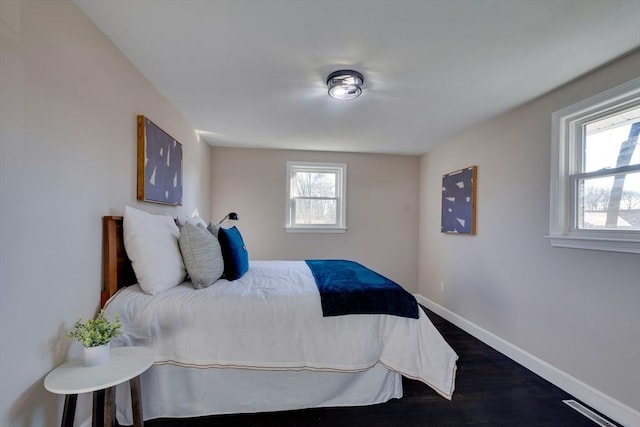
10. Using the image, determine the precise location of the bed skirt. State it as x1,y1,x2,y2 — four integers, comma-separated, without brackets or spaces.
115,363,403,424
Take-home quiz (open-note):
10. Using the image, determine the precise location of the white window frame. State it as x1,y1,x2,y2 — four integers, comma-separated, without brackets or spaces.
548,77,640,254
286,161,347,233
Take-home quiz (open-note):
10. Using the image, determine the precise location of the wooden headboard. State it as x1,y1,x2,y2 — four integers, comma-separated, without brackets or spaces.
101,216,136,307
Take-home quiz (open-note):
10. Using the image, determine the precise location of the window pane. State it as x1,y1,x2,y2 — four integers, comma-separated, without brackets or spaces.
294,171,336,198
286,161,346,231
578,171,640,230
584,107,640,173
294,199,336,225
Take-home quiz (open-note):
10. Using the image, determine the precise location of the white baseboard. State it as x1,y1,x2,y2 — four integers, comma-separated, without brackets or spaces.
415,294,640,427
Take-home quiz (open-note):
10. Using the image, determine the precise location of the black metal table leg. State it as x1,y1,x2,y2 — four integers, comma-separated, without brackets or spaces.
61,394,77,427
92,389,105,427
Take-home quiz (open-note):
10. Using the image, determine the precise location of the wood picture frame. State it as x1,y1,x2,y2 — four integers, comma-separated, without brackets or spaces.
137,115,183,205
441,166,477,235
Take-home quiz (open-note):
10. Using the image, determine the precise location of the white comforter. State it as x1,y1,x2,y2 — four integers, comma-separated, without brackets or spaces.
104,260,458,399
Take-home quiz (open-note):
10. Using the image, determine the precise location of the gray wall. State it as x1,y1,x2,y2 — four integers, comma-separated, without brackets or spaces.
0,1,211,425
210,147,420,292
419,52,640,413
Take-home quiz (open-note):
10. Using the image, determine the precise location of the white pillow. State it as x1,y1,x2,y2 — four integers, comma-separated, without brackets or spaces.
207,222,220,237
178,222,224,289
123,206,186,295
176,213,208,229
187,215,208,228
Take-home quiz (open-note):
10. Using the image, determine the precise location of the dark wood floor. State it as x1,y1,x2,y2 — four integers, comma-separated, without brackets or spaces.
136,308,615,427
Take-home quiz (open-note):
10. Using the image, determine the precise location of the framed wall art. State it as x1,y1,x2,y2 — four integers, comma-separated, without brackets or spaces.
441,166,477,235
137,115,183,206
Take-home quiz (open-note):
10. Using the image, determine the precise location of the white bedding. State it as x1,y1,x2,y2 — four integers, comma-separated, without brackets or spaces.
115,363,402,424
104,260,458,399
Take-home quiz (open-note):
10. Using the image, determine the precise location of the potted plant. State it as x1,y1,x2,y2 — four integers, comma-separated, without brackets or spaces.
67,310,122,366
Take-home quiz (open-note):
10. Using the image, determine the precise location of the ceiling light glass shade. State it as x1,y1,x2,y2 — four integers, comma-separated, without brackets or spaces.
327,70,364,100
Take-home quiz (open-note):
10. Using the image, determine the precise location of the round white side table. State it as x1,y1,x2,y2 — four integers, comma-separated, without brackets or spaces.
45,346,154,427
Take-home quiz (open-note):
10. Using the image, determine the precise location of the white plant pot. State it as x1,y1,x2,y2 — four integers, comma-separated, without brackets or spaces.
83,342,110,367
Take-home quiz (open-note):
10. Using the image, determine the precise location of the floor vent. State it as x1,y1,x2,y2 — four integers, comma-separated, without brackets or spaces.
563,400,617,427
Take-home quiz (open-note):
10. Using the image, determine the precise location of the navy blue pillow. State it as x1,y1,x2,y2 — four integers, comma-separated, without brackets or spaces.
217,226,249,280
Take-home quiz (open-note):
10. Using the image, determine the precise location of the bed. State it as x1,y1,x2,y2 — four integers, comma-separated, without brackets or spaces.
100,212,458,424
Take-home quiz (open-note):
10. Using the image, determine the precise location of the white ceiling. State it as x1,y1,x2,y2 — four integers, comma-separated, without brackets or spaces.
74,0,640,155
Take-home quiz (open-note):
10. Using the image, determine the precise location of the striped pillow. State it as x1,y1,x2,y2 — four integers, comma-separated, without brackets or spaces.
178,222,224,289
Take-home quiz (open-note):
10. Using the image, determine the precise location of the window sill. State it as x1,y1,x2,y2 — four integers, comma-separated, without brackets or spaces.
546,234,640,254
286,227,347,234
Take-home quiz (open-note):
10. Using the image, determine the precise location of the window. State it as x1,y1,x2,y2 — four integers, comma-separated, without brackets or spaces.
549,77,640,253
286,161,346,233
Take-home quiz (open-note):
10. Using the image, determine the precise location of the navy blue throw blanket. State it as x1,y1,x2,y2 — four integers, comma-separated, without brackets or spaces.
305,260,419,319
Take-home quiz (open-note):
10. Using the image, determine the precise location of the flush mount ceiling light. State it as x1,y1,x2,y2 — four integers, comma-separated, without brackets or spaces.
326,69,364,100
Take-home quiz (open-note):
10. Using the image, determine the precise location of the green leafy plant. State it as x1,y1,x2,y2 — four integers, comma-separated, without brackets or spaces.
66,310,122,348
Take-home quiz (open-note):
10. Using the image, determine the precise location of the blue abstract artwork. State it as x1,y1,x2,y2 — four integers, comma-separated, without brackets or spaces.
441,166,477,234
137,116,183,206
